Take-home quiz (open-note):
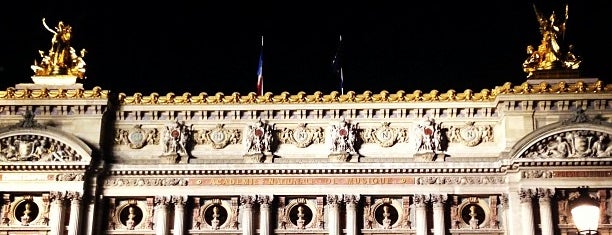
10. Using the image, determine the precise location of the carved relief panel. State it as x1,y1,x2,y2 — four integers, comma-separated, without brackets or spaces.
106,198,153,231
1,193,50,227
363,196,412,230
276,196,325,231
191,197,240,231
450,195,501,230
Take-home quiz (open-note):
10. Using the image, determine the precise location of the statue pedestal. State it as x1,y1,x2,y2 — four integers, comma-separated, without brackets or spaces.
527,69,596,85
28,75,79,86
413,152,446,162
16,82,83,90
243,153,274,163
159,153,180,164
328,152,359,162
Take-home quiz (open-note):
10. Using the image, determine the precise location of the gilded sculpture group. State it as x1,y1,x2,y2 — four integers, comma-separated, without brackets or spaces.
523,4,582,78
31,18,86,79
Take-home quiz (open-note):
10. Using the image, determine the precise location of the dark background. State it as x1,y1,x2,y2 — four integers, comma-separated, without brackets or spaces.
0,1,610,96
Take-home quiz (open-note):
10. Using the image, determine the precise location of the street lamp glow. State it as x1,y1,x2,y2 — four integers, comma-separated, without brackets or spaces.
570,187,600,235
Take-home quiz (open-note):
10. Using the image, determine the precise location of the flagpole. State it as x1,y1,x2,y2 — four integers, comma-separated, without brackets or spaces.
340,67,344,95
257,35,264,96
261,36,264,95
337,35,344,95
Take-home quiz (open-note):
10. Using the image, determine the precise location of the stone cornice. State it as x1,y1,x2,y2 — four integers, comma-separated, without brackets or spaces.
115,80,610,105
0,86,108,100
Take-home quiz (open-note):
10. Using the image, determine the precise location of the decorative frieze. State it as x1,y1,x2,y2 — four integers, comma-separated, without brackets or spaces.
360,122,410,147
114,125,158,149
55,173,84,181
522,170,553,178
104,177,188,186
415,176,504,185
196,124,241,149
279,123,324,148
447,121,494,147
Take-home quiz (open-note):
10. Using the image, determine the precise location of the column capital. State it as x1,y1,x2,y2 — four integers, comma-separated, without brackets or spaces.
155,196,170,207
240,195,256,208
537,188,555,202
519,188,535,203
327,194,342,206
414,194,428,208
171,195,187,206
257,195,273,206
50,191,66,201
430,194,447,208
67,191,82,201
343,194,360,205
500,193,509,209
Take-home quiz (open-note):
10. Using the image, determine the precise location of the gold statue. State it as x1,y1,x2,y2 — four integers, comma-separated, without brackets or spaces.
524,3,581,77
31,18,86,85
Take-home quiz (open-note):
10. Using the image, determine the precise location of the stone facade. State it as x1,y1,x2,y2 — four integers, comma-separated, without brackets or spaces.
0,79,611,235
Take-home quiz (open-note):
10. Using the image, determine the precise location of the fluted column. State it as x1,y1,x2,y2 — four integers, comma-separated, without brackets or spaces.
49,191,66,235
327,195,341,235
241,195,256,235
431,194,447,235
67,192,82,235
172,195,186,235
414,194,428,235
519,189,535,235
154,196,170,235
257,195,273,235
538,188,555,235
344,194,359,235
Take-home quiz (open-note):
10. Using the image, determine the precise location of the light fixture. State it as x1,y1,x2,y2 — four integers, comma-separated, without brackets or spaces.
569,186,600,235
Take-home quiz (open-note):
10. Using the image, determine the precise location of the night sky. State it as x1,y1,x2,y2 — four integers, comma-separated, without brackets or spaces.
0,1,610,96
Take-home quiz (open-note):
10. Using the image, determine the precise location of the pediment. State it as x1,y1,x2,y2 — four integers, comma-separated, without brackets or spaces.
510,118,612,160
0,127,92,165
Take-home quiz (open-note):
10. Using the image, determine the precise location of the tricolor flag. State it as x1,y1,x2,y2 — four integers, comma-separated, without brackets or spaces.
256,36,264,96
332,35,344,95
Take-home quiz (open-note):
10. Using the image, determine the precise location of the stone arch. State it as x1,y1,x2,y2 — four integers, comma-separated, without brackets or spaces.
0,127,92,163
509,120,612,160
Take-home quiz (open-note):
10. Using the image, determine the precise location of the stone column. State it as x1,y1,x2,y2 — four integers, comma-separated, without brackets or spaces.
538,188,555,235
257,195,273,235
500,194,509,232
431,194,447,235
172,195,186,235
67,192,82,235
344,195,359,235
414,194,428,235
154,196,170,235
327,195,341,235
519,189,535,235
241,195,256,235
49,191,66,235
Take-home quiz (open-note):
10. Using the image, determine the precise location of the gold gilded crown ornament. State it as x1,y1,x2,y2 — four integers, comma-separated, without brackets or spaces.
31,18,87,85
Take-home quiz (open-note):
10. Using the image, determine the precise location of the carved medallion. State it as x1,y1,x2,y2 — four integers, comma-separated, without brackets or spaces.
373,122,397,147
207,124,231,149
128,125,148,149
293,124,314,148
458,122,482,147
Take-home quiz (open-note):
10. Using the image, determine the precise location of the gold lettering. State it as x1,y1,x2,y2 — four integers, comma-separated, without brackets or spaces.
553,171,612,178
